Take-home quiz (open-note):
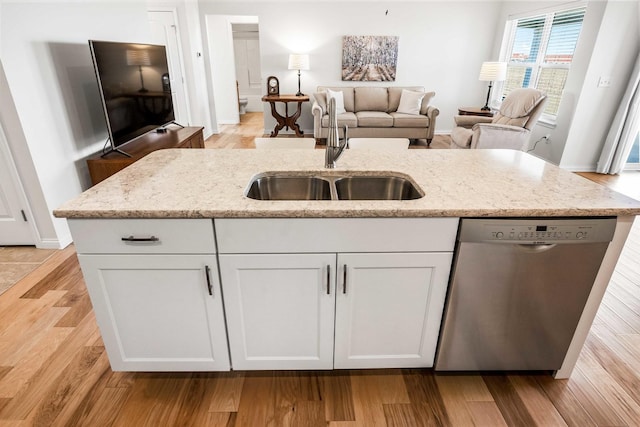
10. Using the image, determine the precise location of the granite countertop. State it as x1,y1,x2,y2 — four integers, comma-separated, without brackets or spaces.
54,148,640,219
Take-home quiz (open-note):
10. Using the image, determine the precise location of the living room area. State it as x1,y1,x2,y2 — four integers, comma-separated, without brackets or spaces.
0,0,638,249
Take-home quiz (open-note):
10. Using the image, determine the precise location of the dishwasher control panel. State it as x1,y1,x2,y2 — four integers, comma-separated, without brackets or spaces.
459,218,617,244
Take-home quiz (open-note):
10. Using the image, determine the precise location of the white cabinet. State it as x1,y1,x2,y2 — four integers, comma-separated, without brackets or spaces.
219,254,336,370
215,217,459,370
334,252,453,369
69,219,230,372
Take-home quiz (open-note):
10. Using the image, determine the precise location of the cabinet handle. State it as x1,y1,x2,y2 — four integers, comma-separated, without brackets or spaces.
343,264,347,294
326,264,331,295
121,235,159,242
205,265,213,296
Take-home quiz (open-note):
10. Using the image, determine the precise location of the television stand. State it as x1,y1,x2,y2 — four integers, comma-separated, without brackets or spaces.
87,126,204,186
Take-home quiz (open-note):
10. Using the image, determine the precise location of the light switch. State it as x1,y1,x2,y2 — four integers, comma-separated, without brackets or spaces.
598,76,612,87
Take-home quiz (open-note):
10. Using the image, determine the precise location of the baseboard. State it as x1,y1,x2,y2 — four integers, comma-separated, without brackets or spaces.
36,237,69,250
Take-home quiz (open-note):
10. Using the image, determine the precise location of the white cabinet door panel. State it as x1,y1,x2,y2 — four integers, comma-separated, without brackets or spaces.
78,254,229,371
219,253,336,370
334,252,453,369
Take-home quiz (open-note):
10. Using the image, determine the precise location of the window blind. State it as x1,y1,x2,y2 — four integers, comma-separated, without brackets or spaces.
501,7,586,119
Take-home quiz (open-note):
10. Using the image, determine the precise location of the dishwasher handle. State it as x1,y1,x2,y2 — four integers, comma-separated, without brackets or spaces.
515,243,557,253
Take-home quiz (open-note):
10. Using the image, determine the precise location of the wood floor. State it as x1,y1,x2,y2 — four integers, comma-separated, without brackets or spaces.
2,116,640,426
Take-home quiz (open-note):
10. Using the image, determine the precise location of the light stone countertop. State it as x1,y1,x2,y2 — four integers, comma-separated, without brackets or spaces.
54,148,640,219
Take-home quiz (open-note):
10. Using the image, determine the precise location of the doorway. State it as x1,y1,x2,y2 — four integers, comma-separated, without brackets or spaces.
205,15,260,126
625,132,639,170
232,23,262,117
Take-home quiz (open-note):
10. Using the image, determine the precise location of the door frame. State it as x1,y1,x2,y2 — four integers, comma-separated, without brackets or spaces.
147,7,192,127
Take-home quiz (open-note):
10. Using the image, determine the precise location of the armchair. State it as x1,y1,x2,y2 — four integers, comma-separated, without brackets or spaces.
450,88,548,150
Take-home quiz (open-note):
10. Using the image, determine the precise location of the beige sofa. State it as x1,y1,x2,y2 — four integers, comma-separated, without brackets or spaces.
311,86,439,145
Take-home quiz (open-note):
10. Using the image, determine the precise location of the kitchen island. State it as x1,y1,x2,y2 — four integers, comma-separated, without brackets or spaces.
54,148,640,378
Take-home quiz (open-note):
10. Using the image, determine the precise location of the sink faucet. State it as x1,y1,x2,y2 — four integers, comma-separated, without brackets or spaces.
325,97,348,168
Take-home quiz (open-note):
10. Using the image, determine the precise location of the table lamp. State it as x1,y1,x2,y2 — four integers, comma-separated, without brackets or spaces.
288,54,310,97
127,49,151,93
478,61,507,111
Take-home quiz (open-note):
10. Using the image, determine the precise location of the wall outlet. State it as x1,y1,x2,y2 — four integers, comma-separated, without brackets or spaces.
598,76,612,88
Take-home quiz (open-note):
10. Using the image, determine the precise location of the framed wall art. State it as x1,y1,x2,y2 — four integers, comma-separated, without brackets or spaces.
341,35,399,81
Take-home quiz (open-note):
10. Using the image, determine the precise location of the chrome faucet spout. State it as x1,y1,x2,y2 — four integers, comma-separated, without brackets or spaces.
325,97,349,168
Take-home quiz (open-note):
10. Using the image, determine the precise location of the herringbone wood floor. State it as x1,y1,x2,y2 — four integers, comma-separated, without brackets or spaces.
2,114,640,425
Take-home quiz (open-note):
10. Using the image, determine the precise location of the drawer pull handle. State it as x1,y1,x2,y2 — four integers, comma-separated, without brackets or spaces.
343,264,347,294
205,265,213,296
326,264,331,295
121,235,160,242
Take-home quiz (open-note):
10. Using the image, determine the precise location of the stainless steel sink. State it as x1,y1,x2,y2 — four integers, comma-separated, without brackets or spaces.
334,176,422,200
245,175,332,200
245,172,423,201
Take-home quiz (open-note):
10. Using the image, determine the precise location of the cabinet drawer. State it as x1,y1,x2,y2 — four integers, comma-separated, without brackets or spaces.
69,219,215,254
215,218,459,253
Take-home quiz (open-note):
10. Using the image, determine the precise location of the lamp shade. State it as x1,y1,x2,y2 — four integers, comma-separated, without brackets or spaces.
478,61,507,82
126,50,151,66
288,54,309,71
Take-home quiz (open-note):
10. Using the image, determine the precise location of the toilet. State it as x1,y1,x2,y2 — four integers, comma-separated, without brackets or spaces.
238,97,248,115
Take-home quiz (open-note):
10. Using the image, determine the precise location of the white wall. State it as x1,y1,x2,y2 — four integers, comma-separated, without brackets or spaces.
560,0,640,170
0,1,151,247
198,1,503,135
149,0,216,137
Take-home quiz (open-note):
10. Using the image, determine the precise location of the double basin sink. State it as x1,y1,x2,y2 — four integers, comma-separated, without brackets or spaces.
245,171,423,201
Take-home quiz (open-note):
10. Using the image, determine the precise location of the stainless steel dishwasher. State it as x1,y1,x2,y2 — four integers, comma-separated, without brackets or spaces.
435,217,617,371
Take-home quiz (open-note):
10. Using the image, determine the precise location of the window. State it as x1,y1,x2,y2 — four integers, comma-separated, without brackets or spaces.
500,7,586,121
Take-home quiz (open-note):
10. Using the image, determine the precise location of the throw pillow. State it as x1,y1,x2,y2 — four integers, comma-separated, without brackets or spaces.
326,88,346,114
397,89,425,115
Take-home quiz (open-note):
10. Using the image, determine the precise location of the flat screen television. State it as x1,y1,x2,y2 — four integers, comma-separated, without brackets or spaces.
89,40,176,156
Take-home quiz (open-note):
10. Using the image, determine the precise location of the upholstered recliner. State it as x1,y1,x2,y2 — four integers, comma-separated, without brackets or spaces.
450,88,548,150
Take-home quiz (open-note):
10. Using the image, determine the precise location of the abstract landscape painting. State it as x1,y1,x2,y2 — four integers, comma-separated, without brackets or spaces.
342,36,399,81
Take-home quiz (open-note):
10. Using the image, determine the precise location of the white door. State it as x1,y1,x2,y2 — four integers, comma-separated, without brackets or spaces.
219,253,336,370
148,10,190,125
77,254,230,371
0,124,33,245
334,252,453,369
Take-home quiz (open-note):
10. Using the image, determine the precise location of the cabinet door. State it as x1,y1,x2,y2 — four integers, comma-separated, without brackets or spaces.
219,254,336,370
334,252,453,369
77,254,229,371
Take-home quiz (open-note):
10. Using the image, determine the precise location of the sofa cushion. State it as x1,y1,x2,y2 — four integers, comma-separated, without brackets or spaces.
355,111,393,127
354,87,388,112
396,90,425,115
317,87,355,112
326,88,346,114
321,112,358,128
390,112,430,128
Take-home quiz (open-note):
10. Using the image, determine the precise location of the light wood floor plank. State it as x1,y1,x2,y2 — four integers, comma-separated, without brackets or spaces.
207,371,245,413
534,375,597,427
0,312,99,420
111,373,193,427
0,326,72,399
320,371,355,422
508,375,568,426
566,362,627,425
465,401,509,427
483,375,538,426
